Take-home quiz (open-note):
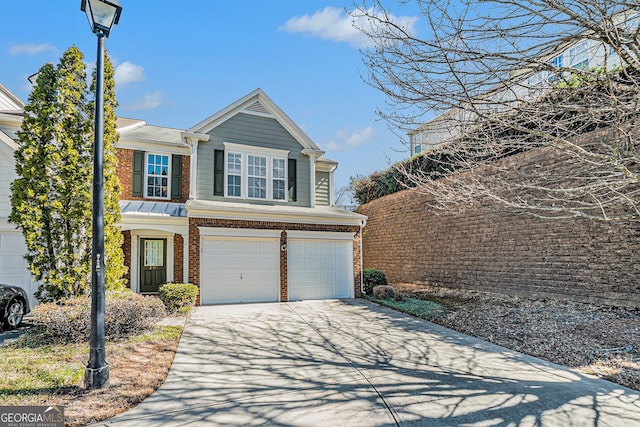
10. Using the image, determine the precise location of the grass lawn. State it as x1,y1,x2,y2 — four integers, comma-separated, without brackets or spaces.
367,295,447,319
0,324,183,426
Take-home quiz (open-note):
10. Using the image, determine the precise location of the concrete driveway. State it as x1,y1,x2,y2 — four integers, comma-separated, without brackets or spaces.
96,299,640,426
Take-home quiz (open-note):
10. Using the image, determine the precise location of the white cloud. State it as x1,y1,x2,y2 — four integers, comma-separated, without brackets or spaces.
126,92,162,110
114,61,145,86
9,43,57,56
323,127,377,151
279,7,418,48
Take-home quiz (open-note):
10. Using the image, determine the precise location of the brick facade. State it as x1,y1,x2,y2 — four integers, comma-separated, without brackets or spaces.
174,233,184,283
122,230,131,288
189,217,362,304
116,148,190,203
358,139,640,308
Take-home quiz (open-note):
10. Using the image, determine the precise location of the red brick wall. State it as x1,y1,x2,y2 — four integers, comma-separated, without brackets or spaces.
116,148,190,203
358,147,640,308
122,230,131,288
189,218,362,304
174,233,184,283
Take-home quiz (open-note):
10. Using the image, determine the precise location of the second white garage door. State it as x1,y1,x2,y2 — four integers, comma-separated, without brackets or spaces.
200,231,280,305
288,231,354,301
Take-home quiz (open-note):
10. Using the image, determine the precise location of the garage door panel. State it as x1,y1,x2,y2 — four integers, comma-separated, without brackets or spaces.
200,236,279,305
288,239,353,301
0,230,38,307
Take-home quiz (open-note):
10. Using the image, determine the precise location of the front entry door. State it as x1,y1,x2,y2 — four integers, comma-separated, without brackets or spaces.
140,238,167,293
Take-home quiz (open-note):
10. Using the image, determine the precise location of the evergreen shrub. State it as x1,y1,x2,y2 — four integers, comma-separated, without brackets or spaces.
363,268,388,295
158,283,199,314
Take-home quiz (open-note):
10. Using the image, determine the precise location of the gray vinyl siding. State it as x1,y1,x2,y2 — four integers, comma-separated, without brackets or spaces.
315,171,331,206
196,113,311,207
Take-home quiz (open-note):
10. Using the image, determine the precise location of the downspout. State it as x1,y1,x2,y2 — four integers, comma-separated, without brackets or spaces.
309,153,317,208
302,148,324,208
181,132,210,200
359,218,367,296
188,138,198,200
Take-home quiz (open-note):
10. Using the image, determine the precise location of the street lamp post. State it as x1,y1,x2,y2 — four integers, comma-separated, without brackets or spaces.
81,0,122,390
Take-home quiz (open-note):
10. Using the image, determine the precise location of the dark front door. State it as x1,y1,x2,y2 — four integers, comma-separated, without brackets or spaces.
140,238,167,293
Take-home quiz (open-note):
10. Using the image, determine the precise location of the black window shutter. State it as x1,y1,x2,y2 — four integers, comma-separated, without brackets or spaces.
288,158,297,202
132,150,144,197
214,149,224,196
171,155,182,199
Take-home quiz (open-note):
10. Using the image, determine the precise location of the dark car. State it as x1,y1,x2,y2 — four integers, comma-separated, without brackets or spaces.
0,284,31,330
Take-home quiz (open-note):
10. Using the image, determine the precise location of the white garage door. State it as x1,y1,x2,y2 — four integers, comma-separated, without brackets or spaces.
288,232,354,301
0,229,38,307
200,230,280,305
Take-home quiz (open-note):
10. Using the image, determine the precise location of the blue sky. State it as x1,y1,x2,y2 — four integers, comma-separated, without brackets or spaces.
0,1,421,199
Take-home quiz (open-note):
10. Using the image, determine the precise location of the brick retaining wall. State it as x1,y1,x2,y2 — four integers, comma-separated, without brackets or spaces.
359,146,640,308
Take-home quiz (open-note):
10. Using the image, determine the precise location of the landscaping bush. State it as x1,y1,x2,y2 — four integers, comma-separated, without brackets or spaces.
363,268,388,295
158,283,199,314
373,285,399,300
30,290,166,344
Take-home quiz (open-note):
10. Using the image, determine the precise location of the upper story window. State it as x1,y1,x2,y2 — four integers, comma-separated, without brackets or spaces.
223,142,289,202
146,153,170,199
272,158,286,200
550,55,563,68
226,153,242,197
569,42,590,69
131,150,183,200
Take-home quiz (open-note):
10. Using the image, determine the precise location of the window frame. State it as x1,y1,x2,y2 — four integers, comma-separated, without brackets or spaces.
223,142,290,202
144,152,171,200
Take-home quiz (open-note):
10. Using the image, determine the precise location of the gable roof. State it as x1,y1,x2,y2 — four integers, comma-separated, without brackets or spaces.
0,84,25,112
187,88,325,154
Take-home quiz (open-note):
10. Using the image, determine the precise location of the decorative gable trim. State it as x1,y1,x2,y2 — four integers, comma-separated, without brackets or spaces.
243,100,272,117
0,84,25,111
187,88,324,154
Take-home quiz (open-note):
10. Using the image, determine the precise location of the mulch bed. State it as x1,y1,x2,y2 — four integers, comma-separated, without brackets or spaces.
393,283,640,391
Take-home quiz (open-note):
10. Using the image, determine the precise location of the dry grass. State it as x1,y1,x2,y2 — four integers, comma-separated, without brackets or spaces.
393,283,640,391
1,324,183,427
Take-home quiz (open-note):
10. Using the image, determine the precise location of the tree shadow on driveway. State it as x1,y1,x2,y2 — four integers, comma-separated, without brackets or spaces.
98,299,640,427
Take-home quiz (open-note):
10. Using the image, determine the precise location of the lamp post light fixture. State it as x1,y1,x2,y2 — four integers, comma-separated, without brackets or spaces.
81,0,122,390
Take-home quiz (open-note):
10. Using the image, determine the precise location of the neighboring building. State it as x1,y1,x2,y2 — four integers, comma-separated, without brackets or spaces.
0,84,38,308
0,85,366,306
408,10,639,156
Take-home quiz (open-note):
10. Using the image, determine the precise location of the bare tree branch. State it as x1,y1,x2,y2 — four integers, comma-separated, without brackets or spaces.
353,0,640,220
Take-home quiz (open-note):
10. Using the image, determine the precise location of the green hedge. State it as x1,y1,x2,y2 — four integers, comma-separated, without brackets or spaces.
363,268,388,295
158,283,199,314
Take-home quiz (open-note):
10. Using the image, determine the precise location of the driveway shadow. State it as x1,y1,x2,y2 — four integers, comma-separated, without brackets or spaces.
97,299,640,427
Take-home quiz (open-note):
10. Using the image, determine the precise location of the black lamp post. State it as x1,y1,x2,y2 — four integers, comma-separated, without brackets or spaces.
81,0,122,390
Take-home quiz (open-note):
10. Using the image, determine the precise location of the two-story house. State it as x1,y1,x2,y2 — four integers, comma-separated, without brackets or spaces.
1,85,366,305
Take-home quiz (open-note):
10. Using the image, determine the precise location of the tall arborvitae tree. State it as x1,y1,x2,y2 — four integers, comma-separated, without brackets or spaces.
90,52,127,290
11,46,126,301
53,46,93,298
11,47,93,301
10,64,59,299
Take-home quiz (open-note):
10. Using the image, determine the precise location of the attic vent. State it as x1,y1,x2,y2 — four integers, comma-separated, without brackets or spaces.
244,100,270,115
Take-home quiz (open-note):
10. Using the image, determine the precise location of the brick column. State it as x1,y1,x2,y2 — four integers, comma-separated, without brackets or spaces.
280,230,288,302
